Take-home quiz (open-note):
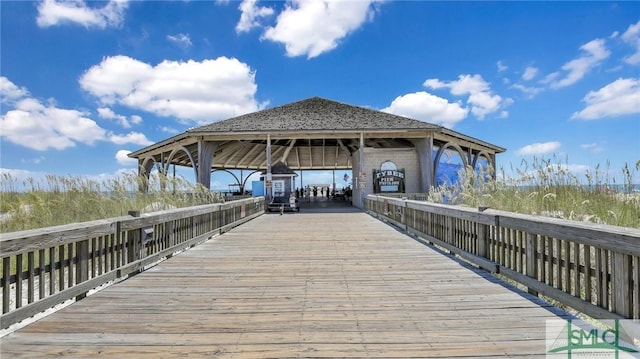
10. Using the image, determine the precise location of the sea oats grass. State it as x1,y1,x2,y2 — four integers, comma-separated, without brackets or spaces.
0,172,223,233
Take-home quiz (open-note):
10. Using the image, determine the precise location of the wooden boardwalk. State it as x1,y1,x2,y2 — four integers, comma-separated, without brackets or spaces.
1,211,568,358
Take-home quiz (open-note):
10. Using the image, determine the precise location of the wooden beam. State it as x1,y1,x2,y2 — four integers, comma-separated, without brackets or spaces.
322,139,326,168
222,141,247,167
336,139,350,155
261,145,286,167
279,139,297,165
235,143,262,168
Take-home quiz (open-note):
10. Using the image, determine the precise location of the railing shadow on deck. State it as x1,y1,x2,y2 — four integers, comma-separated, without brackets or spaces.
366,194,640,321
0,197,265,330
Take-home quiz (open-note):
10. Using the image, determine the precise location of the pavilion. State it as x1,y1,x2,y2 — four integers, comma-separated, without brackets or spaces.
127,97,506,208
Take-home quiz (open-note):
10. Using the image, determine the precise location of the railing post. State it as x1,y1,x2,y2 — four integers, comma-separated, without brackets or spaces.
612,252,632,317
477,207,490,258
446,216,454,247
127,211,141,264
166,221,175,248
525,232,539,296
402,198,407,227
75,239,90,300
2,258,10,314
477,223,488,258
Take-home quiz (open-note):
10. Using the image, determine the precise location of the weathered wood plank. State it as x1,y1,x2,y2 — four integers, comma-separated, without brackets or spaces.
2,212,570,358
493,209,640,256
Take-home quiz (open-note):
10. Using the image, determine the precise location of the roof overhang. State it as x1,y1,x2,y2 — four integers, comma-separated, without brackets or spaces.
128,97,506,171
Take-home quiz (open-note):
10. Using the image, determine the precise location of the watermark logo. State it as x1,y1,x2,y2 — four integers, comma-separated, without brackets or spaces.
546,319,640,358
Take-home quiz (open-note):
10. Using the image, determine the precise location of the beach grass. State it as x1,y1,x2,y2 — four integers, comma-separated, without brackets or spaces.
1,158,639,233
427,157,640,228
0,171,224,233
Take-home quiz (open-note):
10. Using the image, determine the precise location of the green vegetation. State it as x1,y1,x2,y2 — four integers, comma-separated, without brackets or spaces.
0,172,224,233
427,157,640,228
1,158,638,233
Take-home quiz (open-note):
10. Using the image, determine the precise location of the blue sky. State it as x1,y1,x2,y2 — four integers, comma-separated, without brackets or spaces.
1,0,639,191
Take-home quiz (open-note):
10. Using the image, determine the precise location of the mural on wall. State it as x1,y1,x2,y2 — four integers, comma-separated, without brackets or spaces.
435,148,465,187
373,161,405,193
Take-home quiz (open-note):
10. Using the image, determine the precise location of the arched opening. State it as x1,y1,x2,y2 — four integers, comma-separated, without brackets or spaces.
164,146,198,184
211,169,261,195
434,144,467,188
473,152,493,182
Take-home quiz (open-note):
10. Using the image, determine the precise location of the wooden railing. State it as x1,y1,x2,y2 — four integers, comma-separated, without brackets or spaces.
0,197,265,329
366,195,640,320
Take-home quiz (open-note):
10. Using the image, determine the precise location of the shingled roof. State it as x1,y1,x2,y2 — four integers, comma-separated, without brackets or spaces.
189,97,442,134
270,161,297,175
129,96,505,172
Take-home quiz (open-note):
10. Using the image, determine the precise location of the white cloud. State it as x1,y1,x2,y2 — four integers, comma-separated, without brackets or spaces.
130,115,142,125
1,98,107,150
517,141,561,156
522,66,538,81
424,74,509,119
261,0,381,59
571,78,640,120
0,78,155,151
159,126,180,134
97,107,141,128
621,20,640,65
545,38,610,89
0,77,29,102
497,61,508,72
167,33,193,48
511,83,544,99
80,55,263,125
36,0,129,29
381,92,468,128
580,143,604,153
21,156,46,164
108,132,153,146
115,149,138,166
236,0,274,33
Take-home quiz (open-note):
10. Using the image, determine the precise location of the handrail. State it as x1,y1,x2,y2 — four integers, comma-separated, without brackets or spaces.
366,194,640,320
0,197,265,329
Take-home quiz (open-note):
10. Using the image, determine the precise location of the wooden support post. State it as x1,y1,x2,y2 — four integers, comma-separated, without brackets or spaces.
477,223,488,259
612,252,632,317
2,258,10,314
526,232,539,296
197,140,216,189
266,134,272,203
446,216,454,250
410,137,434,193
39,249,45,300
166,221,175,249
27,252,34,304
127,211,141,265
16,254,22,309
75,239,89,301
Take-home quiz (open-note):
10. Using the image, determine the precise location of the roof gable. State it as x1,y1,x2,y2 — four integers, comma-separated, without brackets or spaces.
189,97,442,133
